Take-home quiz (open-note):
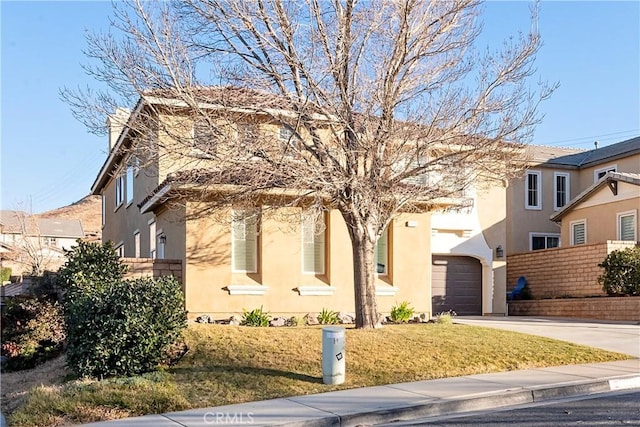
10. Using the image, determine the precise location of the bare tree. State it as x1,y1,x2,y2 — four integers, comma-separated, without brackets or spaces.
63,0,555,328
2,208,57,276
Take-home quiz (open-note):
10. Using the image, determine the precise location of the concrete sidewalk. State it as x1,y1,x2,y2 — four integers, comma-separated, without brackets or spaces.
81,317,640,427
83,359,640,427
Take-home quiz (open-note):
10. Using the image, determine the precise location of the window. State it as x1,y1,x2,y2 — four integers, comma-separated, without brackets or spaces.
101,194,106,227
115,173,125,207
530,233,560,251
149,219,156,259
126,164,134,205
134,231,141,258
618,210,637,241
554,172,570,210
115,243,125,258
374,228,389,275
192,118,218,158
232,209,259,273
570,220,586,245
302,211,325,274
594,165,617,182
237,123,257,146
43,237,57,246
157,231,165,259
525,170,542,210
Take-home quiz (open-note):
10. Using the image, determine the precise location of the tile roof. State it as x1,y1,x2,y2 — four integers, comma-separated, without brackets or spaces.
550,171,640,221
542,136,640,168
0,211,84,238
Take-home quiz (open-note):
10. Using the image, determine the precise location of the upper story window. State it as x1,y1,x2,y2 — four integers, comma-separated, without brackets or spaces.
525,170,542,210
375,227,389,275
570,219,586,245
232,209,259,273
554,172,570,210
192,118,218,159
237,123,257,146
126,163,134,206
301,211,326,274
530,233,560,251
115,173,125,208
618,210,637,241
594,165,617,182
101,194,106,227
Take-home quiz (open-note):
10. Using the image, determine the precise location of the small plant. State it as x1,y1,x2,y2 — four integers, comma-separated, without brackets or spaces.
241,306,271,327
390,301,415,323
317,308,340,325
598,247,640,296
434,310,456,324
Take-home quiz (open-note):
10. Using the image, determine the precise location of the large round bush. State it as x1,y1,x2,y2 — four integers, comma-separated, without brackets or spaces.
598,247,640,296
65,276,187,378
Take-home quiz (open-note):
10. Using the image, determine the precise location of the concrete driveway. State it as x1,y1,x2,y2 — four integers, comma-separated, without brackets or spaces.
454,316,640,358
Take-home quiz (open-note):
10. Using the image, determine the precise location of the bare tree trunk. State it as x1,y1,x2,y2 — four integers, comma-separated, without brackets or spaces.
342,212,381,329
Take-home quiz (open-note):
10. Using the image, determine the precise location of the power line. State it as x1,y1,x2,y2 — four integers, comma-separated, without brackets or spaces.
539,129,640,147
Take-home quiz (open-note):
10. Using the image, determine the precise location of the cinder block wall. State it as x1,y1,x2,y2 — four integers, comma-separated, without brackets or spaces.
509,297,640,322
506,241,637,299
122,258,183,284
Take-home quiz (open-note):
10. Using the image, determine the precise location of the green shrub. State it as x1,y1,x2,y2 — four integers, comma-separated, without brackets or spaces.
1,266,11,282
241,306,270,327
598,247,640,296
1,297,65,371
434,310,456,324
317,308,339,325
65,276,187,378
58,241,128,294
390,301,414,323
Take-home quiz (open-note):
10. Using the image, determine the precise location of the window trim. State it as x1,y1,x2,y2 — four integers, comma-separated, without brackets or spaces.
126,163,134,207
115,242,125,258
301,211,326,275
231,209,259,273
374,227,389,276
525,170,542,210
101,193,106,228
594,164,617,183
133,230,141,258
149,218,157,259
553,172,570,211
529,232,560,251
570,219,587,245
114,172,125,211
617,210,637,241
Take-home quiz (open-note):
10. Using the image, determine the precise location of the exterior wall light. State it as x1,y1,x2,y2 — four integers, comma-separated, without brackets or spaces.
495,245,504,258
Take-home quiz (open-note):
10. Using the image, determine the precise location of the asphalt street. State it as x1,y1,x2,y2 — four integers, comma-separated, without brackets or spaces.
378,389,640,426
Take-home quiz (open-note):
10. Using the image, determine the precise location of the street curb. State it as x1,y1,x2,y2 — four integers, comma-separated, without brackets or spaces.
300,375,640,427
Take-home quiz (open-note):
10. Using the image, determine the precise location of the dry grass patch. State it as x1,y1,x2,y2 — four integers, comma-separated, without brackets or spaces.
9,323,630,426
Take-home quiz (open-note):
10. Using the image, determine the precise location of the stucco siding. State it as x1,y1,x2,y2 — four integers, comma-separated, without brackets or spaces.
182,203,432,317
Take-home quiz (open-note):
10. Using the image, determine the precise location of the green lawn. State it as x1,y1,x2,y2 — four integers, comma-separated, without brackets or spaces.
9,323,631,427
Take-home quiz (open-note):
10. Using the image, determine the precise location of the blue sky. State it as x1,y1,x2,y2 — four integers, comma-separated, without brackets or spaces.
1,1,639,213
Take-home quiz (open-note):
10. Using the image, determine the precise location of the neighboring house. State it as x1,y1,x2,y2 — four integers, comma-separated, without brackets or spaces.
92,88,509,318
0,210,84,275
550,172,639,246
507,136,640,254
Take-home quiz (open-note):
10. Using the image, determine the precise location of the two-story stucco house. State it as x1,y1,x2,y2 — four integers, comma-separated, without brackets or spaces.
507,136,640,255
0,210,84,275
92,87,511,319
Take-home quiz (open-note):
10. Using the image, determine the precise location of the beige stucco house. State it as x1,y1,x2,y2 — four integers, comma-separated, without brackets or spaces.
92,88,509,319
550,172,639,246
507,136,640,255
